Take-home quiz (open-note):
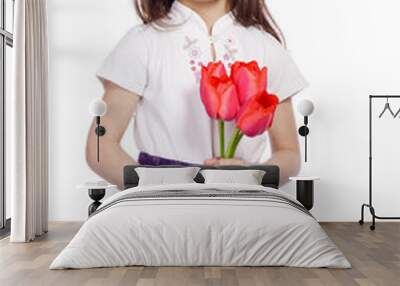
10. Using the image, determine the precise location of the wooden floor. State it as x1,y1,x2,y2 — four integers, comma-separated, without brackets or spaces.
0,222,399,286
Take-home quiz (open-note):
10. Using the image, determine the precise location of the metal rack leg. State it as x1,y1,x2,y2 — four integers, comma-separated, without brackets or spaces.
359,204,366,225
369,206,376,231
359,203,377,230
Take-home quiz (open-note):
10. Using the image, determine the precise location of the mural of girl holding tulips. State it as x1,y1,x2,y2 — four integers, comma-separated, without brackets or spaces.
87,0,308,189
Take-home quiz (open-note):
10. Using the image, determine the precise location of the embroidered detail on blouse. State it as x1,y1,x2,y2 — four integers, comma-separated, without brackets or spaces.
221,36,238,69
184,35,239,82
189,46,202,59
226,37,234,44
223,42,238,63
194,70,201,82
183,36,198,50
184,36,203,83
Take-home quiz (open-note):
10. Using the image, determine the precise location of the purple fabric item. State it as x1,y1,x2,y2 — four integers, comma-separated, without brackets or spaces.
138,152,192,166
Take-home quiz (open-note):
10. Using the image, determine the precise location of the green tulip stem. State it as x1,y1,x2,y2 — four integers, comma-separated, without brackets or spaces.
218,120,225,158
226,128,244,159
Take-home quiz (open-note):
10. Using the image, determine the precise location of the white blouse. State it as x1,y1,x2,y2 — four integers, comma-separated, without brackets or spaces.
97,1,307,164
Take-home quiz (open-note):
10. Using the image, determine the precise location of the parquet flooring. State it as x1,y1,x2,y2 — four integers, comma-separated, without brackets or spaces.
0,222,399,286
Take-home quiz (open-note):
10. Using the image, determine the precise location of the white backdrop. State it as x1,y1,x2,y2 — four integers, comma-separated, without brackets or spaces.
48,0,400,221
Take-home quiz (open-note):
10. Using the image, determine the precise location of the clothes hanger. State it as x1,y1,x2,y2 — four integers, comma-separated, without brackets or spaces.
393,108,400,118
393,105,400,118
379,97,395,118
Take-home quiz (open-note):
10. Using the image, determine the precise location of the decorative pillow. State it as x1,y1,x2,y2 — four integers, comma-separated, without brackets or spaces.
200,169,266,185
135,167,200,186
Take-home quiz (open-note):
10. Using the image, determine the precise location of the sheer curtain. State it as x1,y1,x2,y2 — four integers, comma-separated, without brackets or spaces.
10,0,48,242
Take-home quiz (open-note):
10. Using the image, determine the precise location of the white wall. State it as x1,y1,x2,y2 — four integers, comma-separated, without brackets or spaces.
48,0,138,220
48,0,400,221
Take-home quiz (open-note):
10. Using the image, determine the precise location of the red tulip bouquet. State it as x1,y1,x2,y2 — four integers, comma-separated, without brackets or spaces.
200,61,279,158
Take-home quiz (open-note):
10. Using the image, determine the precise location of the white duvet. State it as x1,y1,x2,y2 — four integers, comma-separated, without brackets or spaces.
50,183,350,269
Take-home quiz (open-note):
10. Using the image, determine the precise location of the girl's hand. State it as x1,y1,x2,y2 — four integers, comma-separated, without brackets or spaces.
204,157,249,166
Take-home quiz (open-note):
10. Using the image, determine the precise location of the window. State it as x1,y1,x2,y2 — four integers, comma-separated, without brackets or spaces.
0,0,14,235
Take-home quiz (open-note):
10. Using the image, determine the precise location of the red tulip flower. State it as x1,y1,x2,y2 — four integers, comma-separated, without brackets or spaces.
225,91,279,158
200,62,240,121
236,91,279,137
231,61,267,105
200,62,240,157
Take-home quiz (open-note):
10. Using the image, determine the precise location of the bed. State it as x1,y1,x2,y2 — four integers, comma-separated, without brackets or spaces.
50,165,350,269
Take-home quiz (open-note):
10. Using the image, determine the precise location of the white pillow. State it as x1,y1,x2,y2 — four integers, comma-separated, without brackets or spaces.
200,169,266,185
135,167,200,186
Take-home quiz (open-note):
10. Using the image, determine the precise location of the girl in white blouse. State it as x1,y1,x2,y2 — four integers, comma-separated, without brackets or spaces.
86,0,308,189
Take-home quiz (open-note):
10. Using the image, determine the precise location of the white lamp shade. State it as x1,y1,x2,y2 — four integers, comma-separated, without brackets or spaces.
297,99,314,116
89,98,107,117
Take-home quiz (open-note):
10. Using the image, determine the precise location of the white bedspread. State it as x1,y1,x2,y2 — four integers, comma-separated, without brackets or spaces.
50,183,350,269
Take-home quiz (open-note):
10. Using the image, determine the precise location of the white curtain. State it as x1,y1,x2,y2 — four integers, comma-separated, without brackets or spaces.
10,0,48,242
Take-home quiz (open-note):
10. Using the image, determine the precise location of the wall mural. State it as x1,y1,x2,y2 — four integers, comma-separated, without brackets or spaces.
84,0,307,190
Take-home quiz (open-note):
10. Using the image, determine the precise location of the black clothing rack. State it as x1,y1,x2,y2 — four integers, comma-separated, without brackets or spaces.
359,95,400,230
